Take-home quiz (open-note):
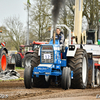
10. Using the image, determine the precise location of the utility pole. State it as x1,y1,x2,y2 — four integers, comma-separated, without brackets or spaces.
64,2,67,38
26,0,31,45
74,0,83,44
27,1,29,45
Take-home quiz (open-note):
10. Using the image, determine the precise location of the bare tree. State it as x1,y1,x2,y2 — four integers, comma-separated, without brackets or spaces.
29,0,51,41
0,26,10,49
57,0,75,38
59,0,100,32
2,16,25,51
83,0,100,29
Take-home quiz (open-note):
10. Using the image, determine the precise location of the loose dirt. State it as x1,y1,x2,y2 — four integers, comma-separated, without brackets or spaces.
0,70,99,100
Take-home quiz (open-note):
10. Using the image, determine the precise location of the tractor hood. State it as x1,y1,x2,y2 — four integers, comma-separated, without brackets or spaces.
40,39,61,65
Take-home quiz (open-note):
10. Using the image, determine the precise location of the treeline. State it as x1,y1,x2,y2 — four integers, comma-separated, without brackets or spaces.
0,0,99,50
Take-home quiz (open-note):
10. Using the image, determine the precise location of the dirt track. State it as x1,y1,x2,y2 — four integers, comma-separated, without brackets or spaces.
0,70,100,100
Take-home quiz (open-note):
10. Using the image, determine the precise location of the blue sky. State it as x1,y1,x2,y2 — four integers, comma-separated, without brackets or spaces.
0,0,34,26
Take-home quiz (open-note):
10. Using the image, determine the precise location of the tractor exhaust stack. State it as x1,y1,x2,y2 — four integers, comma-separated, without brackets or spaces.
53,31,55,44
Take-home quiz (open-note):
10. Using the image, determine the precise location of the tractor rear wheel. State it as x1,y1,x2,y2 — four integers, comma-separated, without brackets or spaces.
24,66,33,89
31,48,49,88
24,54,33,68
16,54,22,67
61,67,71,90
67,49,88,89
0,51,8,71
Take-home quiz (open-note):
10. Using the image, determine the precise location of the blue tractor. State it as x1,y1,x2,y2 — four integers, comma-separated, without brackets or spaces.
24,25,93,90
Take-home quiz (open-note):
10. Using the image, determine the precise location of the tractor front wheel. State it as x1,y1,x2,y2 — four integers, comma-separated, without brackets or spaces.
61,67,71,90
24,66,33,89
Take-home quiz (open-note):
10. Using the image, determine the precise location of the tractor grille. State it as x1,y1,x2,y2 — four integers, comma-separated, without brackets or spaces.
41,46,53,63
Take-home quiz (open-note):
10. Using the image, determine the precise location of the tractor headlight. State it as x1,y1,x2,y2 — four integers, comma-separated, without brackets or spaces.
34,72,39,74
45,72,50,75
69,45,75,50
69,45,71,48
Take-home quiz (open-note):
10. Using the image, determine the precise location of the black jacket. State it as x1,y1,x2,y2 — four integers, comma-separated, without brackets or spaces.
56,32,65,44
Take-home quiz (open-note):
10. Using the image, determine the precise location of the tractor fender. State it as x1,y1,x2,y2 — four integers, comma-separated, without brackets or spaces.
17,52,24,59
25,51,33,55
3,47,8,54
0,47,8,58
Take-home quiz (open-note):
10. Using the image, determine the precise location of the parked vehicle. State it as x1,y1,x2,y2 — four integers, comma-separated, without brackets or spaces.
11,41,47,67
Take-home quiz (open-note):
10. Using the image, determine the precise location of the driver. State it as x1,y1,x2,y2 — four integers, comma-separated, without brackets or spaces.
56,28,65,46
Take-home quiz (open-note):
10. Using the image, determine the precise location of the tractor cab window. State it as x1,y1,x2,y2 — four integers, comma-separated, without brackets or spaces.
29,47,32,50
86,30,95,44
86,40,93,44
24,47,32,53
32,44,40,50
